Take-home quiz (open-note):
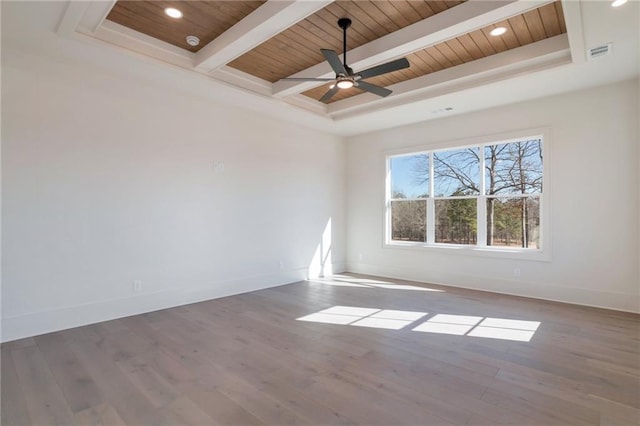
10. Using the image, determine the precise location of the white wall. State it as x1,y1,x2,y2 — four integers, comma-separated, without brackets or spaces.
1,32,346,342
346,79,639,313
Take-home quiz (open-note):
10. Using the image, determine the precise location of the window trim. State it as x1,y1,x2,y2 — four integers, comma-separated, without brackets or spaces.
383,127,551,262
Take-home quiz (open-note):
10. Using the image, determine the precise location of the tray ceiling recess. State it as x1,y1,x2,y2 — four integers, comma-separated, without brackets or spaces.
58,0,580,119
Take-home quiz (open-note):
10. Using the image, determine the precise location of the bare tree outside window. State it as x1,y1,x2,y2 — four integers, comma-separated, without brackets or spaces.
431,148,479,245
485,140,542,248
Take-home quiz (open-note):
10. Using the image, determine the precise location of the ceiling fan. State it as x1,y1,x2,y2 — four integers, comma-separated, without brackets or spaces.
281,18,410,103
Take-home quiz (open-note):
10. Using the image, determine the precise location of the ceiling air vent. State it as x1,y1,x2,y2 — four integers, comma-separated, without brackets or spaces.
587,43,612,60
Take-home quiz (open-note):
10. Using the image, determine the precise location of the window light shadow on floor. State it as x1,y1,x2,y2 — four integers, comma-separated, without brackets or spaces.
298,306,428,330
307,275,444,292
297,306,540,342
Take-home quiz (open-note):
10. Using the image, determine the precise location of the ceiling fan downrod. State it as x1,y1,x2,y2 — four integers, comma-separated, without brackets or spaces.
338,18,352,74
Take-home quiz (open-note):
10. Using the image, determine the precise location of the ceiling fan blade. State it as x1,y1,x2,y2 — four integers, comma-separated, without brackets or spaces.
357,57,410,79
280,77,336,81
321,49,348,75
319,85,340,103
356,81,392,97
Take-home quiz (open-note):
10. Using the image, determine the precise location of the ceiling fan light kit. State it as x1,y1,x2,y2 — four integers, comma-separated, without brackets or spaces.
337,78,354,89
281,17,410,103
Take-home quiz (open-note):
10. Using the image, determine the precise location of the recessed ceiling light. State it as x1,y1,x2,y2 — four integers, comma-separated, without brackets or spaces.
164,7,183,19
490,27,507,37
611,0,627,7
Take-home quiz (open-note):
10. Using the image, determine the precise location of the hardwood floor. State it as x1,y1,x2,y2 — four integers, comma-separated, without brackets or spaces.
2,273,639,425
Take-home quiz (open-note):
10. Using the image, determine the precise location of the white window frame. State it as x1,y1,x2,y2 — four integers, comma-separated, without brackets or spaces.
383,128,551,262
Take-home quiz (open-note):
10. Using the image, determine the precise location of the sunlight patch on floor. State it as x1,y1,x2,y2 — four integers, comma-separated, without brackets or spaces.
466,318,540,342
297,306,428,330
308,276,444,292
297,306,540,342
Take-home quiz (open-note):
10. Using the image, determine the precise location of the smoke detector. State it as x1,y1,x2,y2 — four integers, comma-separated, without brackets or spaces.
186,36,200,47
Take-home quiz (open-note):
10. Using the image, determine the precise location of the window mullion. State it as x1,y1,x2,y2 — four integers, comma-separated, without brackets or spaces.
385,157,391,244
427,152,435,244
477,145,487,247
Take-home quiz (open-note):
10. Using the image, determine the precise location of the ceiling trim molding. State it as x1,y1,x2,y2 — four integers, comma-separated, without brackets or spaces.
561,0,586,64
56,1,90,36
283,94,329,116
211,66,273,97
57,1,117,36
271,0,557,98
56,0,195,69
92,20,195,70
194,0,335,73
78,0,118,34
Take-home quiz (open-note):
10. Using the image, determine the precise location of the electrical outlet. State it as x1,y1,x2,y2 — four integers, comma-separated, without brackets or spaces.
358,253,363,261
213,161,225,173
279,261,284,270
133,280,142,293
513,268,521,277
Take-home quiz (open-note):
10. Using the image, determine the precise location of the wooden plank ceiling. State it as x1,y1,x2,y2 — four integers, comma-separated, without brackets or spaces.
107,1,266,53
228,0,464,82
106,1,567,104
301,1,566,103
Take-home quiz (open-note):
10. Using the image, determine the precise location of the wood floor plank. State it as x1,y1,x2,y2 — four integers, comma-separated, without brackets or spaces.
335,353,516,425
116,356,180,408
92,328,157,363
320,365,468,425
2,337,36,351
256,372,359,426
73,403,127,426
11,344,75,425
588,394,640,425
183,382,266,426
480,385,599,425
63,328,167,425
160,395,216,425
203,368,312,425
2,273,638,425
1,346,32,426
34,332,104,413
586,357,640,378
127,348,198,391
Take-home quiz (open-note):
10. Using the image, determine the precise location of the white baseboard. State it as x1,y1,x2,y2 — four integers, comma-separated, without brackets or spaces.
1,263,344,343
347,262,640,314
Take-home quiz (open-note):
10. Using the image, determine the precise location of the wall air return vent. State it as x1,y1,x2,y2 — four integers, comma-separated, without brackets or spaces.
587,43,612,60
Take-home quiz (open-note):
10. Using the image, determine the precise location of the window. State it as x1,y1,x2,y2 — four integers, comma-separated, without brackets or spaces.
386,133,546,256
389,154,428,242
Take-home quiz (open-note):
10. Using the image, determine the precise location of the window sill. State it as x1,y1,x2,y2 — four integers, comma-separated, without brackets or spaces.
383,241,551,262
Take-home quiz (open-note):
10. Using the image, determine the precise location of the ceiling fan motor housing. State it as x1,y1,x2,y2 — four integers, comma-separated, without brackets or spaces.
338,18,352,30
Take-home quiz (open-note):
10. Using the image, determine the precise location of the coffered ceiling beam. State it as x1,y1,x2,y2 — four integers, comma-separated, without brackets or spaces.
328,34,570,117
272,0,555,98
57,0,117,35
194,0,334,73
560,0,586,64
